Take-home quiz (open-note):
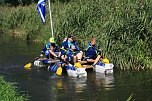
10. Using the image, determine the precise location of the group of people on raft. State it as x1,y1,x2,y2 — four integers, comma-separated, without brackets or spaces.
40,33,108,67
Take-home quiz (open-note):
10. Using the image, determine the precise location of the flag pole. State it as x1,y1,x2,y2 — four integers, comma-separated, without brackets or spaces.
48,0,54,38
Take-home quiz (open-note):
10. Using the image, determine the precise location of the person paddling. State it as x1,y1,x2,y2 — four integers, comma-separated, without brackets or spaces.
84,38,102,67
60,33,83,64
40,37,59,59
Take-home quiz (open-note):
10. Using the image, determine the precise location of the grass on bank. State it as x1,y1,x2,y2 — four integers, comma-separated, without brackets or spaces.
0,76,27,101
0,0,152,70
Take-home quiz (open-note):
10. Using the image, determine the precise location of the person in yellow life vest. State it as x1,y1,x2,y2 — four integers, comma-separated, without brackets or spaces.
40,37,59,59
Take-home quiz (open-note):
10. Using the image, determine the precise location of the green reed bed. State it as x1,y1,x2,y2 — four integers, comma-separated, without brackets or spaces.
0,0,152,70
0,76,27,101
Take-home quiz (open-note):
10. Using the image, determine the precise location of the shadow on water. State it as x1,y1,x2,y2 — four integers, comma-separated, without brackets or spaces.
0,34,152,101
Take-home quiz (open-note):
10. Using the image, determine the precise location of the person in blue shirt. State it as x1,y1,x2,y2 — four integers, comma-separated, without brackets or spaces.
84,38,102,66
40,37,59,59
60,33,83,64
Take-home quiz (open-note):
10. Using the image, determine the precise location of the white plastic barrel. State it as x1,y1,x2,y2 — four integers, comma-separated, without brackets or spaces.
67,68,87,77
95,63,114,74
34,60,45,67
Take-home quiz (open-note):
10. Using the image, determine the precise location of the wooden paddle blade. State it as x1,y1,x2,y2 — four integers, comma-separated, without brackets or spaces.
24,63,32,69
56,66,62,75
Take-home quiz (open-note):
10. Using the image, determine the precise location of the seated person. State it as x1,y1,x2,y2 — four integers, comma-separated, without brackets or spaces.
60,33,83,64
40,37,59,59
84,38,102,67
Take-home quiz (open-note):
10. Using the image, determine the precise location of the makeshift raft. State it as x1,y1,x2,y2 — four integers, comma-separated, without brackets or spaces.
33,58,114,77
34,59,87,77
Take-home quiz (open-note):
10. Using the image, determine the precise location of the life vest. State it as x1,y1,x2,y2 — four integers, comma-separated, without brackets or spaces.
85,42,98,58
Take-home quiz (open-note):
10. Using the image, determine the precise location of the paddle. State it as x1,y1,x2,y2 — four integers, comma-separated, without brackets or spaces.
48,61,63,75
24,55,63,75
24,63,32,70
102,57,110,64
55,58,65,75
74,62,83,68
56,66,62,75
24,57,47,69
52,57,68,75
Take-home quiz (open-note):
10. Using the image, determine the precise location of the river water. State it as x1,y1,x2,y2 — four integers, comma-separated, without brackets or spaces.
0,34,152,101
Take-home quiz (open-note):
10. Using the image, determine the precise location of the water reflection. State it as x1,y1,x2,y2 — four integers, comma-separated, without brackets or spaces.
49,75,87,91
48,72,114,101
48,75,87,101
74,78,87,93
87,72,114,91
95,73,114,91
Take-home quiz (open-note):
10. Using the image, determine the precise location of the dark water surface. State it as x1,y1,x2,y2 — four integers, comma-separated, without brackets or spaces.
0,35,152,101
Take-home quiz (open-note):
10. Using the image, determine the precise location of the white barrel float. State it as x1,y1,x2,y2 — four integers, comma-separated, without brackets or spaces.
34,60,45,67
66,65,87,77
95,63,114,74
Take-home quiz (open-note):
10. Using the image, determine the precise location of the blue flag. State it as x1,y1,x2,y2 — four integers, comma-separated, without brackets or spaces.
37,0,46,23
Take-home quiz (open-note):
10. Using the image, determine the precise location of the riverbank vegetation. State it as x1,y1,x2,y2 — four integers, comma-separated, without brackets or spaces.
0,76,27,101
0,0,152,70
